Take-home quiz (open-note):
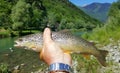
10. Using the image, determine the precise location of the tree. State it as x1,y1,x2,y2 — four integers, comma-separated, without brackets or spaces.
58,18,67,30
30,1,46,30
0,0,12,28
107,0,120,27
11,0,31,32
47,12,61,31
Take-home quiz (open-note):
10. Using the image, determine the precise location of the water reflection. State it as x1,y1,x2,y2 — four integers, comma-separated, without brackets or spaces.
0,37,17,52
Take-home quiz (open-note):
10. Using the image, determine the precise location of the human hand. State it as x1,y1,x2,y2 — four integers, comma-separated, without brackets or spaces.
40,28,72,66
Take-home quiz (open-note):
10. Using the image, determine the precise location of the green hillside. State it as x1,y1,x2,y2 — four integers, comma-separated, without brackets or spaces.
82,0,120,45
80,3,111,22
0,0,101,36
42,0,101,30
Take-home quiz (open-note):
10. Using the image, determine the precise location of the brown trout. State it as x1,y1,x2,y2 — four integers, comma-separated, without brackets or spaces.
14,30,108,66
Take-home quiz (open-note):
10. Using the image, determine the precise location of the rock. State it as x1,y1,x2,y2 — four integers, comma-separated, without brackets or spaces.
9,47,14,52
4,53,9,57
99,40,120,73
32,65,35,68
101,41,120,63
12,65,20,73
14,65,20,70
20,63,25,66
12,69,20,73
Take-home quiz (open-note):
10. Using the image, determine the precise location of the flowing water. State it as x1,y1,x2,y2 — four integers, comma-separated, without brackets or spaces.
0,37,16,52
0,37,47,72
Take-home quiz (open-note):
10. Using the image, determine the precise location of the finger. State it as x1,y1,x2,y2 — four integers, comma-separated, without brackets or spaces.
43,28,52,44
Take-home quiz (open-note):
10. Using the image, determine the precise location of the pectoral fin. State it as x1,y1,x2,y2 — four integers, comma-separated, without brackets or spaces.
40,49,44,60
63,50,71,54
82,54,90,59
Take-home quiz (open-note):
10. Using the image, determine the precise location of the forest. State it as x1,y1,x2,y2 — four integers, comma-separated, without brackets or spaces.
0,0,101,38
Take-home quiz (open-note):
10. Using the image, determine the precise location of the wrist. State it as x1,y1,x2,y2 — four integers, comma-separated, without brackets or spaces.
49,63,72,73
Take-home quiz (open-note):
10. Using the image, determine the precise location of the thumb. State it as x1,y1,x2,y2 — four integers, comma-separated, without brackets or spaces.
40,28,52,59
43,28,52,44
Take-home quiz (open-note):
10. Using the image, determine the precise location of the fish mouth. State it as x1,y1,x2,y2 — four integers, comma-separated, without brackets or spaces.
14,41,22,48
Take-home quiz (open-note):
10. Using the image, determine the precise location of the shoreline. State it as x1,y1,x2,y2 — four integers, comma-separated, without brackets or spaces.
0,39,120,73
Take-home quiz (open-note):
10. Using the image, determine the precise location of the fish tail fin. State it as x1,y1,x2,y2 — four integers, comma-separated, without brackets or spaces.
96,50,108,67
99,50,108,57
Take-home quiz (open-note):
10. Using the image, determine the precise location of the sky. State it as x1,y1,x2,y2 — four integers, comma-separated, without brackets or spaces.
69,0,117,6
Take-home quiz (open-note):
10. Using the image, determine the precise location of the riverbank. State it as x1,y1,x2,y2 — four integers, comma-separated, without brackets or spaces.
0,28,40,38
0,28,11,38
68,40,120,73
0,28,85,39
0,40,120,73
0,48,47,73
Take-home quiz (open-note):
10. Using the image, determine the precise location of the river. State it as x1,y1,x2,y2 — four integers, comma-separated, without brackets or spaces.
0,37,17,52
0,37,46,73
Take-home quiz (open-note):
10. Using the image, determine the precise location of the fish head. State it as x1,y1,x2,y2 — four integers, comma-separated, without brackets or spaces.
15,38,31,47
14,37,42,52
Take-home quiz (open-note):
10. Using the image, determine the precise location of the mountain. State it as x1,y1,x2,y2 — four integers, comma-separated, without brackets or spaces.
36,0,102,30
80,3,111,22
42,0,103,30
0,0,101,32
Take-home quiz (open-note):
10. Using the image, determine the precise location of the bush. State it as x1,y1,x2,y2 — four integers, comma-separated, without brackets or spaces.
0,63,9,73
0,28,10,38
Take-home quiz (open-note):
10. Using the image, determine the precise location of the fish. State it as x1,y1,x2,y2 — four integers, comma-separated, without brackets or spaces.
14,30,108,67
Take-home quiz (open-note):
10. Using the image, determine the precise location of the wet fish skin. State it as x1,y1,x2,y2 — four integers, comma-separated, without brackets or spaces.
14,31,108,66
